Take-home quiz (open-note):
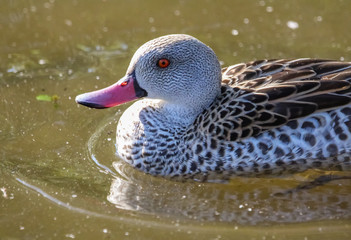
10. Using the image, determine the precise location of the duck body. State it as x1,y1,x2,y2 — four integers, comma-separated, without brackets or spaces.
76,34,351,180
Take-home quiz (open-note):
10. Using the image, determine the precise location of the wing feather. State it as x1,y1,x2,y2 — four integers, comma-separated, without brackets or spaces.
198,59,351,141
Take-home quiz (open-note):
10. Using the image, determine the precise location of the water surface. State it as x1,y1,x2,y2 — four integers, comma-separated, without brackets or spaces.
1,0,351,239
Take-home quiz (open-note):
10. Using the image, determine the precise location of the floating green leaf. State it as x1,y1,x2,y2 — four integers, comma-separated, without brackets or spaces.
36,94,52,102
36,94,60,107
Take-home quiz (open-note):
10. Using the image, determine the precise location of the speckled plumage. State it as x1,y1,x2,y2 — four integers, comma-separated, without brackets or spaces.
117,58,351,180
78,35,351,180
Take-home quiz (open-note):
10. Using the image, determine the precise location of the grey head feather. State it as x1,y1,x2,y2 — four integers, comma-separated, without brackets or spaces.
127,34,222,115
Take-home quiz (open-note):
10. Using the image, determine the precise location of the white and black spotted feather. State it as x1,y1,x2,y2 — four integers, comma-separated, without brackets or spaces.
103,35,351,181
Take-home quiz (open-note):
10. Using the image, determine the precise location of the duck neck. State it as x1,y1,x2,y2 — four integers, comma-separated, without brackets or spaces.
161,100,212,127
162,87,220,126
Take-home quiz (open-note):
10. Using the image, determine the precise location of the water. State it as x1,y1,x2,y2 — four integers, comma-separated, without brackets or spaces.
1,0,351,239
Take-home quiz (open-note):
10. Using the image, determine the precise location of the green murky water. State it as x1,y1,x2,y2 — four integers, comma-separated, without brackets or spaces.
1,0,351,239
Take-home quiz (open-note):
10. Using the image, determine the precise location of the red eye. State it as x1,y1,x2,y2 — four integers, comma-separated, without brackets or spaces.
121,80,128,87
157,58,170,68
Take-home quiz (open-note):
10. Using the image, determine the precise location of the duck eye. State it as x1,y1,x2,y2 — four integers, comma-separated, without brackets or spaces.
157,58,170,68
121,80,128,87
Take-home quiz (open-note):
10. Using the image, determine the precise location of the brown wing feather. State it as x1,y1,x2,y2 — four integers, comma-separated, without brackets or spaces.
199,59,351,141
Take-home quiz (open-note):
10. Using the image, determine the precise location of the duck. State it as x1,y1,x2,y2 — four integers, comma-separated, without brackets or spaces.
76,34,351,181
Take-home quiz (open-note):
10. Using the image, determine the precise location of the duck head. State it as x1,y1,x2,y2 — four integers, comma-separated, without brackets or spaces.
76,34,222,114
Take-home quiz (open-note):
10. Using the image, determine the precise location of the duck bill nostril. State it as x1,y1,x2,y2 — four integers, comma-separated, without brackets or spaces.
75,74,147,109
